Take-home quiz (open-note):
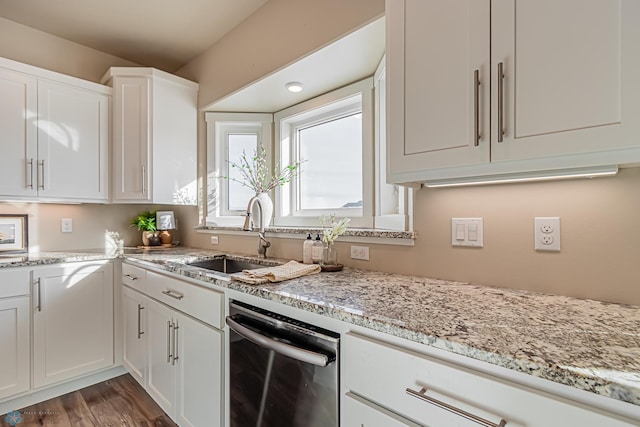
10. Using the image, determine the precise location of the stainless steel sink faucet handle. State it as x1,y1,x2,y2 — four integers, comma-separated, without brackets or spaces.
243,195,271,258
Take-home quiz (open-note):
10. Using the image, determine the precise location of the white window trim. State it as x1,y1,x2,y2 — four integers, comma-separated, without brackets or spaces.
205,112,273,226
274,78,374,228
374,55,413,231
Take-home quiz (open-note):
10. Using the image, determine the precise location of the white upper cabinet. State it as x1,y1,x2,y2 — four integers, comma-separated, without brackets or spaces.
387,0,640,184
0,58,110,201
37,81,109,200
387,0,490,180
104,68,198,205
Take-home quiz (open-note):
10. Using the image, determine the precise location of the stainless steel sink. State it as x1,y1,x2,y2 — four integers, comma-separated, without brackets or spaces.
186,257,266,274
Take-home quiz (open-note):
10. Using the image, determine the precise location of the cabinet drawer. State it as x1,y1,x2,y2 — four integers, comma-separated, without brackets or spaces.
0,268,30,298
123,263,147,292
343,392,420,427
344,333,634,427
146,270,223,329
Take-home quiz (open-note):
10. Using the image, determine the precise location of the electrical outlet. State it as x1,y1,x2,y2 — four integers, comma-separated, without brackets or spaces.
535,217,560,251
350,245,370,261
61,218,73,233
210,236,219,245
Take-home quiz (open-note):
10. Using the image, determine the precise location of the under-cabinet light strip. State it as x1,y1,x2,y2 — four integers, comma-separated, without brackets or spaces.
424,165,619,188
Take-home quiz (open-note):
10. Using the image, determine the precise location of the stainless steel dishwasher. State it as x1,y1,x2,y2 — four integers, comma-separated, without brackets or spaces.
226,300,340,427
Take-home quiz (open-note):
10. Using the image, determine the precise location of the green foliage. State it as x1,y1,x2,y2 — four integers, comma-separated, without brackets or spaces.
131,210,157,232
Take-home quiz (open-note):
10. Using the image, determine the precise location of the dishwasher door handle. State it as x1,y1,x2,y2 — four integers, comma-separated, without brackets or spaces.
226,316,331,367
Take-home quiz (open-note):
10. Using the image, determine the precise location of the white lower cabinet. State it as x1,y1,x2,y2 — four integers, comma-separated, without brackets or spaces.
343,332,636,427
0,269,30,400
122,285,147,386
122,264,223,427
32,262,114,388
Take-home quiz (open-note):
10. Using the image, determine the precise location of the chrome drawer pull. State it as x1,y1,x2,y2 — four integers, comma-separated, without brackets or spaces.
162,290,184,300
406,387,507,427
124,274,138,281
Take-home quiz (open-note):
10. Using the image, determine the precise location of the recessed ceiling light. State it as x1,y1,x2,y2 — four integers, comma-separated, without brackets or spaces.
285,82,304,93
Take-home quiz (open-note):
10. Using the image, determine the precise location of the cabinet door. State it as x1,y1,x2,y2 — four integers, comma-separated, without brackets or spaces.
37,81,109,201
491,0,640,161
123,286,146,387
0,296,30,400
33,262,114,388
0,68,38,197
145,297,176,419
387,0,490,183
176,313,223,427
112,76,150,202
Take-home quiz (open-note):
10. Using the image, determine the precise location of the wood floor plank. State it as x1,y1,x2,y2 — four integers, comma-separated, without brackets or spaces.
60,390,98,427
109,375,170,422
1,374,177,427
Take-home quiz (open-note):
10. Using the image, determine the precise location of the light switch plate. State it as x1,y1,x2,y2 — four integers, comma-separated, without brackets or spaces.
451,218,483,247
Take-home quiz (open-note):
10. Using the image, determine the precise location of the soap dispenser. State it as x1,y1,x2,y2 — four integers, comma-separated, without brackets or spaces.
303,233,313,264
312,233,323,264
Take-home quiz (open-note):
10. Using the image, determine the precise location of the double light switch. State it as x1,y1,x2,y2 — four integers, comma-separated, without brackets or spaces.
451,218,483,247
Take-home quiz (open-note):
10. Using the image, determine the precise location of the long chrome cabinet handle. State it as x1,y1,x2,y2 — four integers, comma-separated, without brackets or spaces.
226,316,331,367
474,69,481,146
162,290,184,300
26,158,34,189
35,278,42,312
38,160,45,190
406,387,507,427
124,274,138,281
167,321,173,363
141,165,146,194
497,62,505,143
137,304,144,339
172,321,179,365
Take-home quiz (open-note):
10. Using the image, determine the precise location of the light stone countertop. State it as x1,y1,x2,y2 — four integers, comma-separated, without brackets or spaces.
2,248,639,408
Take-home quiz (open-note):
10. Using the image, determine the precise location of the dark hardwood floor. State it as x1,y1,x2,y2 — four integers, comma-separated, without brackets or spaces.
0,374,177,427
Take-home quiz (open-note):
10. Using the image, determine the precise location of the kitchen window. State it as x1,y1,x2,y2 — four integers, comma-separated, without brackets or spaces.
274,78,374,228
205,112,272,225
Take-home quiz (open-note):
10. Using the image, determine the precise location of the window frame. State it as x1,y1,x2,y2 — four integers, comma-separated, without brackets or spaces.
274,78,374,228
205,112,273,226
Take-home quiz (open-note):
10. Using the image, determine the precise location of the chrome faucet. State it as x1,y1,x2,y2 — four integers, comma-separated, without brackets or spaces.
243,195,271,258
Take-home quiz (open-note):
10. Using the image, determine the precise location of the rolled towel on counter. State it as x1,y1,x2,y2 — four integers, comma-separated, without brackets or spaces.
230,260,321,284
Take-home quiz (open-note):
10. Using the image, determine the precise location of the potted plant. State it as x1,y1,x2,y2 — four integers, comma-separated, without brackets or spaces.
220,145,303,226
131,210,160,246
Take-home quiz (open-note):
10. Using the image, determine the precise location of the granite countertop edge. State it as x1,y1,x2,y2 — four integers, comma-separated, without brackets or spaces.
2,248,638,408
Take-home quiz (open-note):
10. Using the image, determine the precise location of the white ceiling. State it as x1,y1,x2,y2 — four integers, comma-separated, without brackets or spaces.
0,0,269,72
207,17,385,113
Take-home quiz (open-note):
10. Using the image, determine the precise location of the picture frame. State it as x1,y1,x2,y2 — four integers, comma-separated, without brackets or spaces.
156,211,176,230
0,214,28,254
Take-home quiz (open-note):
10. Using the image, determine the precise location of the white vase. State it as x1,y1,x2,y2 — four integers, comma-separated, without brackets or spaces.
255,192,273,228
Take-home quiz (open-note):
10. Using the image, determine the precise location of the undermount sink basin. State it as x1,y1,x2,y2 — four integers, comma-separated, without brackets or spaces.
186,257,265,274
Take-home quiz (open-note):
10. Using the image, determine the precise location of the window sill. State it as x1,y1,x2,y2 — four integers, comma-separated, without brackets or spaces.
194,225,416,246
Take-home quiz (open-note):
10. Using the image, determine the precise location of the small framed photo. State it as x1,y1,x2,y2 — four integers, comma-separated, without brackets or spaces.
0,214,28,254
156,211,176,230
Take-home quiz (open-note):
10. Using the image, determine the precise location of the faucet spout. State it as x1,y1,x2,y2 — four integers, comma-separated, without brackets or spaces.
244,195,270,258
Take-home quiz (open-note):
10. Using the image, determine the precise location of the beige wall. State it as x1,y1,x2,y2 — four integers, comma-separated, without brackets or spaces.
0,17,138,82
0,203,191,251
